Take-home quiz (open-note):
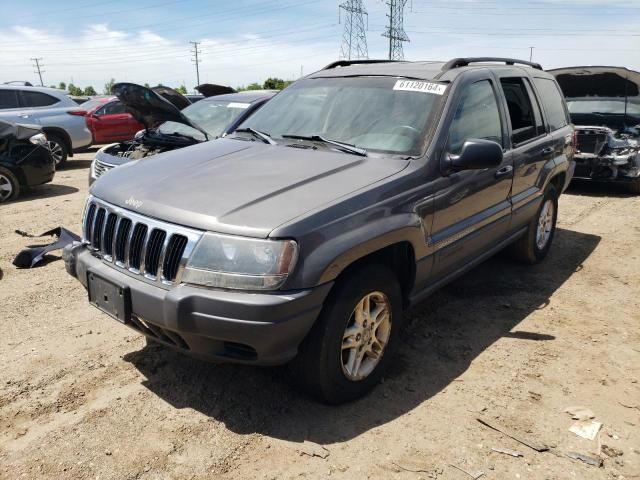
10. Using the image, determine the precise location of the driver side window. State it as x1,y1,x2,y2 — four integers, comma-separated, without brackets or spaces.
448,80,503,154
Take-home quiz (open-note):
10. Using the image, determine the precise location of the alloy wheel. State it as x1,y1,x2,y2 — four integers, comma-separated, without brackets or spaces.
341,291,392,381
0,173,14,202
48,140,64,165
536,199,555,250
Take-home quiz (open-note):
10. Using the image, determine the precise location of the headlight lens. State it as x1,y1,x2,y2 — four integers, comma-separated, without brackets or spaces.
182,233,298,290
29,133,47,146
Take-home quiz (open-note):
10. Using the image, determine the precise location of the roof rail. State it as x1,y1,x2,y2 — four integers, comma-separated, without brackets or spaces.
442,57,542,71
322,59,398,70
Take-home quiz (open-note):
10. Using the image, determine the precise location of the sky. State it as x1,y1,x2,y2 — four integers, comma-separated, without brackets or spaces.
1,0,639,93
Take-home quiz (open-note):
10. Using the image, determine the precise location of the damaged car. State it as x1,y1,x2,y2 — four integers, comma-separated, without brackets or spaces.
550,66,640,193
89,83,275,184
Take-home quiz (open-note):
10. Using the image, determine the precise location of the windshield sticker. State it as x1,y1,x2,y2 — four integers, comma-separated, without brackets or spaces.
393,80,447,95
227,102,251,109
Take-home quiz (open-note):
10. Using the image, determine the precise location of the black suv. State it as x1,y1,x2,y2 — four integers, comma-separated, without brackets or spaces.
65,57,575,404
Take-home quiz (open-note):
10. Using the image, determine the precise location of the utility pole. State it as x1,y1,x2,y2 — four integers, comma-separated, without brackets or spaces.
190,41,201,86
529,46,535,62
382,0,409,60
31,57,44,86
339,0,369,60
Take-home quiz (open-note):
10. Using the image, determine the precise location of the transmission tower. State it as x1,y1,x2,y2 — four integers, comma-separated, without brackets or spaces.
31,57,44,86
190,41,202,86
339,0,368,60
382,0,409,60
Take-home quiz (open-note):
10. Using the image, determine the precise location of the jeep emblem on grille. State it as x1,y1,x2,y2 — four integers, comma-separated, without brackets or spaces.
125,196,143,209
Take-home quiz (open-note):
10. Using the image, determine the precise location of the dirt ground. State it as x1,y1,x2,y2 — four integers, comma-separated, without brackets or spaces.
0,148,639,480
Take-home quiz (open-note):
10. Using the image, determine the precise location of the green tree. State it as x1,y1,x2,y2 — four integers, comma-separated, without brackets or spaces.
83,86,97,96
143,83,150,88
262,78,294,90
103,78,116,94
176,85,187,94
246,82,262,91
58,81,66,90
67,83,83,96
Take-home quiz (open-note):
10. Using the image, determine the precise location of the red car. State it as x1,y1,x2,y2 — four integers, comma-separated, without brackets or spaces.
80,96,144,144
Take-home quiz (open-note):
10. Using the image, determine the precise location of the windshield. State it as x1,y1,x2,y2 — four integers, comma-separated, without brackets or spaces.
239,77,445,156
157,99,252,141
567,98,640,115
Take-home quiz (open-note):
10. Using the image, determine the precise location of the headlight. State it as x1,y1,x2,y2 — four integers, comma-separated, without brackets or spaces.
182,233,298,291
29,133,47,146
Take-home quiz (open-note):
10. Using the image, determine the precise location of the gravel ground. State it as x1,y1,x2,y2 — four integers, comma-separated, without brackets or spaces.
1,149,639,479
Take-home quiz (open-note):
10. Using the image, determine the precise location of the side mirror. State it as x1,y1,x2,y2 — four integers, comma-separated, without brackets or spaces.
446,139,503,172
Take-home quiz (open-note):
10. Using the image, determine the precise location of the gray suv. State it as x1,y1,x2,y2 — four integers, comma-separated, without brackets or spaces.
64,58,574,403
0,85,92,165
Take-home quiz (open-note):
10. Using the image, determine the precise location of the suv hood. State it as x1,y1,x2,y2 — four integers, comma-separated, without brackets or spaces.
112,83,208,137
550,66,640,98
90,139,409,238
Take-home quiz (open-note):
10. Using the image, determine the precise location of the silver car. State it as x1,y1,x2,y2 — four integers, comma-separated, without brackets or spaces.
0,85,92,165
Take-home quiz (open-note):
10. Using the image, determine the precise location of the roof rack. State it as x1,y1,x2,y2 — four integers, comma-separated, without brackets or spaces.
322,59,398,70
442,57,542,71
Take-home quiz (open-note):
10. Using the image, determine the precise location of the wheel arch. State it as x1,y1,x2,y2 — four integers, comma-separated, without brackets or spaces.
41,127,73,157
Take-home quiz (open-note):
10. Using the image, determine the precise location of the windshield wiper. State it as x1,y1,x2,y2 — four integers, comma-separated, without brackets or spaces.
282,134,367,157
234,127,276,145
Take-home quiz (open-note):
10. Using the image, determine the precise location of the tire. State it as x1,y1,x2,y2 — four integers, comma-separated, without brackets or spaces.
510,184,558,264
293,264,404,404
0,167,20,202
46,133,68,167
627,182,640,195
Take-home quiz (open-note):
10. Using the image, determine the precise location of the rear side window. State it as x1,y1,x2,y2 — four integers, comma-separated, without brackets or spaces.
98,101,126,115
533,78,570,131
21,90,59,107
500,77,543,145
0,90,19,109
448,80,503,154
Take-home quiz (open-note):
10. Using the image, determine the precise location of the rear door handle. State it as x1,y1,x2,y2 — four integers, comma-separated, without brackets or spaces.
495,165,513,179
542,147,554,155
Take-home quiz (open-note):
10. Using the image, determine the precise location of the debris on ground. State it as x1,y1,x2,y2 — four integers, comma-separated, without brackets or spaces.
491,447,523,457
477,418,549,452
601,445,624,458
448,463,485,479
569,420,602,440
564,406,596,421
297,441,330,459
566,451,604,467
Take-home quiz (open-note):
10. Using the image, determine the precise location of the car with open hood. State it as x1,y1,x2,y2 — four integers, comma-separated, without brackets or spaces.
89,83,275,184
65,57,574,403
550,66,640,193
0,120,55,202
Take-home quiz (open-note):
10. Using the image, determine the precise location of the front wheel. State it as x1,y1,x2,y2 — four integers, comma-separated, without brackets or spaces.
510,184,558,264
293,264,404,404
0,167,20,202
46,134,68,167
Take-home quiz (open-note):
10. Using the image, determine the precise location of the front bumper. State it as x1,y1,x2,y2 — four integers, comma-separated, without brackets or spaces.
64,244,332,365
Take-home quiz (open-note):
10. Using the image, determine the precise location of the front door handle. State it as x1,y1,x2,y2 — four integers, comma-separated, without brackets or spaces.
542,147,554,155
494,165,513,179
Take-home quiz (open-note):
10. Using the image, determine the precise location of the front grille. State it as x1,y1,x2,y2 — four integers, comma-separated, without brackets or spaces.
82,196,202,287
93,159,116,179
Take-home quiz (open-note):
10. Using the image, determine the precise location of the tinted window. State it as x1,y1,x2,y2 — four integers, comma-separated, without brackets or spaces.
501,77,540,144
448,80,502,154
102,101,127,115
21,90,59,107
0,90,19,109
533,78,569,131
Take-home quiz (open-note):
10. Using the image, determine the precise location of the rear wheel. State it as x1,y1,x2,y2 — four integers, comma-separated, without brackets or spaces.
294,264,404,404
46,134,68,167
510,184,558,264
0,167,20,202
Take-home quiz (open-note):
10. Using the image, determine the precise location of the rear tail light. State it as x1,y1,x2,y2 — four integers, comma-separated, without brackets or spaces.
67,110,87,116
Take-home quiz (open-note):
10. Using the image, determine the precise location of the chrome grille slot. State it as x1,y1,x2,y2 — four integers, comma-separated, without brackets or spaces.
128,224,148,271
144,229,166,278
162,235,188,282
93,160,116,180
81,196,202,288
114,218,132,264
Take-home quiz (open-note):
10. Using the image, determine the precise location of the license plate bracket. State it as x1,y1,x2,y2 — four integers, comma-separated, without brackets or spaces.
87,271,131,324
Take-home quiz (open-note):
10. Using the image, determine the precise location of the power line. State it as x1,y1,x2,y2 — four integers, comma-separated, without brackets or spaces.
382,0,409,60
190,41,201,86
30,57,44,86
339,0,369,60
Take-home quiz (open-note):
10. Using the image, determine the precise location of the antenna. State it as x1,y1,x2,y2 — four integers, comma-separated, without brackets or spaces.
339,1,369,60
31,57,45,86
190,41,202,87
382,0,410,60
